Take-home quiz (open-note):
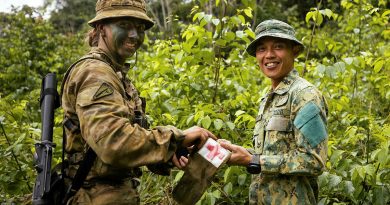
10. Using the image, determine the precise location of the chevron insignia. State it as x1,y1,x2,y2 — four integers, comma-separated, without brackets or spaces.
93,83,113,100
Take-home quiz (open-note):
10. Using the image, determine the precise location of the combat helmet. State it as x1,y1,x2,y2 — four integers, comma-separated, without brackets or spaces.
88,0,154,30
246,19,304,57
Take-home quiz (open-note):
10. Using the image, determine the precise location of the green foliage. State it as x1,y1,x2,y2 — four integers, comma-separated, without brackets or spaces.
0,6,85,203
0,0,389,204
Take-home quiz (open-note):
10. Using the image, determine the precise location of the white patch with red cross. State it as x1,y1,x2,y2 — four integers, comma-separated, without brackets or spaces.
198,138,230,168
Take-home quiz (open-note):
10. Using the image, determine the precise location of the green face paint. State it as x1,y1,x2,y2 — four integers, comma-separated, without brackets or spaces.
107,19,145,64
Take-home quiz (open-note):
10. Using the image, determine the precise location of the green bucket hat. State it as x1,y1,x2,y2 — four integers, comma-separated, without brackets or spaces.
246,19,304,57
88,0,154,30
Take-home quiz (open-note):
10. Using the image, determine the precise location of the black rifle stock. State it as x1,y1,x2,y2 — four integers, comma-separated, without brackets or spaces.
32,73,60,205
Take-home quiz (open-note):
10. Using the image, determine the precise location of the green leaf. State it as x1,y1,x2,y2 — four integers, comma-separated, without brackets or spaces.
200,19,207,27
318,39,325,52
174,171,184,182
212,18,220,26
215,39,226,46
382,10,390,17
344,57,354,65
223,182,233,194
244,8,253,18
213,119,224,130
245,29,255,39
344,181,355,194
225,32,236,41
212,189,221,198
313,11,323,25
223,167,232,182
324,9,333,18
374,59,384,73
236,30,245,38
193,12,205,22
329,174,342,188
186,115,194,125
175,51,184,64
237,174,247,185
235,110,245,116
204,14,212,23
376,148,388,164
226,122,235,130
317,64,326,73
201,116,212,129
306,11,314,23
238,15,246,24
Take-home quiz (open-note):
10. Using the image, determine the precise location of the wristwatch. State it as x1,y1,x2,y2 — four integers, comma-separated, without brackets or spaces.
246,154,261,174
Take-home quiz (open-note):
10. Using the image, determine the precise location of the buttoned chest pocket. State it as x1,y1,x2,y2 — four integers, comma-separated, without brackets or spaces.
264,114,293,153
274,94,289,107
266,93,291,132
265,116,291,132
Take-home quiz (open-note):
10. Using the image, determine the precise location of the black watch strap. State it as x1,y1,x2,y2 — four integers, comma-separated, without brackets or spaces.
246,154,261,174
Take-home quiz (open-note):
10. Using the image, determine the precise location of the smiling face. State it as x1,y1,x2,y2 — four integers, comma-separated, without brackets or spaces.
255,37,300,89
99,17,145,64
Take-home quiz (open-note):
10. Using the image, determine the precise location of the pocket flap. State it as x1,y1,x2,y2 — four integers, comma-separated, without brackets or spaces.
275,94,289,107
266,116,291,131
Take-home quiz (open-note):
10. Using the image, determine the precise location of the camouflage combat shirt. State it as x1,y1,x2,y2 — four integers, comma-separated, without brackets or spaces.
250,69,328,205
61,47,184,183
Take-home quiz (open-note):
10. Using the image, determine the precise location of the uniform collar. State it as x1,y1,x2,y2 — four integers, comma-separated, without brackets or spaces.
271,69,299,95
88,47,130,75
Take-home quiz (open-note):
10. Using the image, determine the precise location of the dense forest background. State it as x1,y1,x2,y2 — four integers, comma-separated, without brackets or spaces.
0,0,389,204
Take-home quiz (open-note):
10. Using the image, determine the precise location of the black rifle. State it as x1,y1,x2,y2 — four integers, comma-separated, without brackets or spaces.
32,73,60,205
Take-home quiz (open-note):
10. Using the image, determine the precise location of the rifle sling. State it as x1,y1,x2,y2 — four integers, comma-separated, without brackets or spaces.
63,147,96,203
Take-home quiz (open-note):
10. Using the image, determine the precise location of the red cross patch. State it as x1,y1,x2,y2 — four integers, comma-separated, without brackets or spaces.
198,138,230,168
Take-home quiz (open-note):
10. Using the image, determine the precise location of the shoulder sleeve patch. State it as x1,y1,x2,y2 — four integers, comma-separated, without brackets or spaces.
294,101,327,148
93,83,113,100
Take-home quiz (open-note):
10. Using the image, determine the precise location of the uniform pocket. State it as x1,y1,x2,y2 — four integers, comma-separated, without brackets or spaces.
275,94,289,107
266,116,291,132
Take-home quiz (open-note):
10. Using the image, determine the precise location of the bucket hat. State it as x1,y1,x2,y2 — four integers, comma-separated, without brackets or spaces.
88,0,154,30
246,19,304,56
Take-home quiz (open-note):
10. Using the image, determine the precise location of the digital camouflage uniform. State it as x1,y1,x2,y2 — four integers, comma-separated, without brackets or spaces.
61,47,184,204
249,70,328,205
246,20,328,205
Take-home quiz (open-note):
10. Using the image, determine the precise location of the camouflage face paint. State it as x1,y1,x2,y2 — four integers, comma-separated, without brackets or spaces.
108,19,145,63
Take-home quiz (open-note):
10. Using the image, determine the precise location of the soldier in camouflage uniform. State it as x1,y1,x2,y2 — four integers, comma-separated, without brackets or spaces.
220,19,328,205
61,0,215,204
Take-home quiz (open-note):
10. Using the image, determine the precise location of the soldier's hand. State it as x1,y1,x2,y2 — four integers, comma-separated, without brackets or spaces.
219,140,252,166
182,126,216,149
172,153,189,170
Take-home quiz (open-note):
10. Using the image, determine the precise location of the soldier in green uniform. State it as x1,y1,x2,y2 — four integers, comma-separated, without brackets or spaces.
220,19,328,205
61,0,215,204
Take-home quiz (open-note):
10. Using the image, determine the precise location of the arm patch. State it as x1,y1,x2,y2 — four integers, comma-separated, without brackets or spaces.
294,101,327,147
93,83,113,100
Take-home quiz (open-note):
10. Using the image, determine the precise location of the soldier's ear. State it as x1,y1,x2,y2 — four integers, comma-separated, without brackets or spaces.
292,45,301,57
97,24,106,37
